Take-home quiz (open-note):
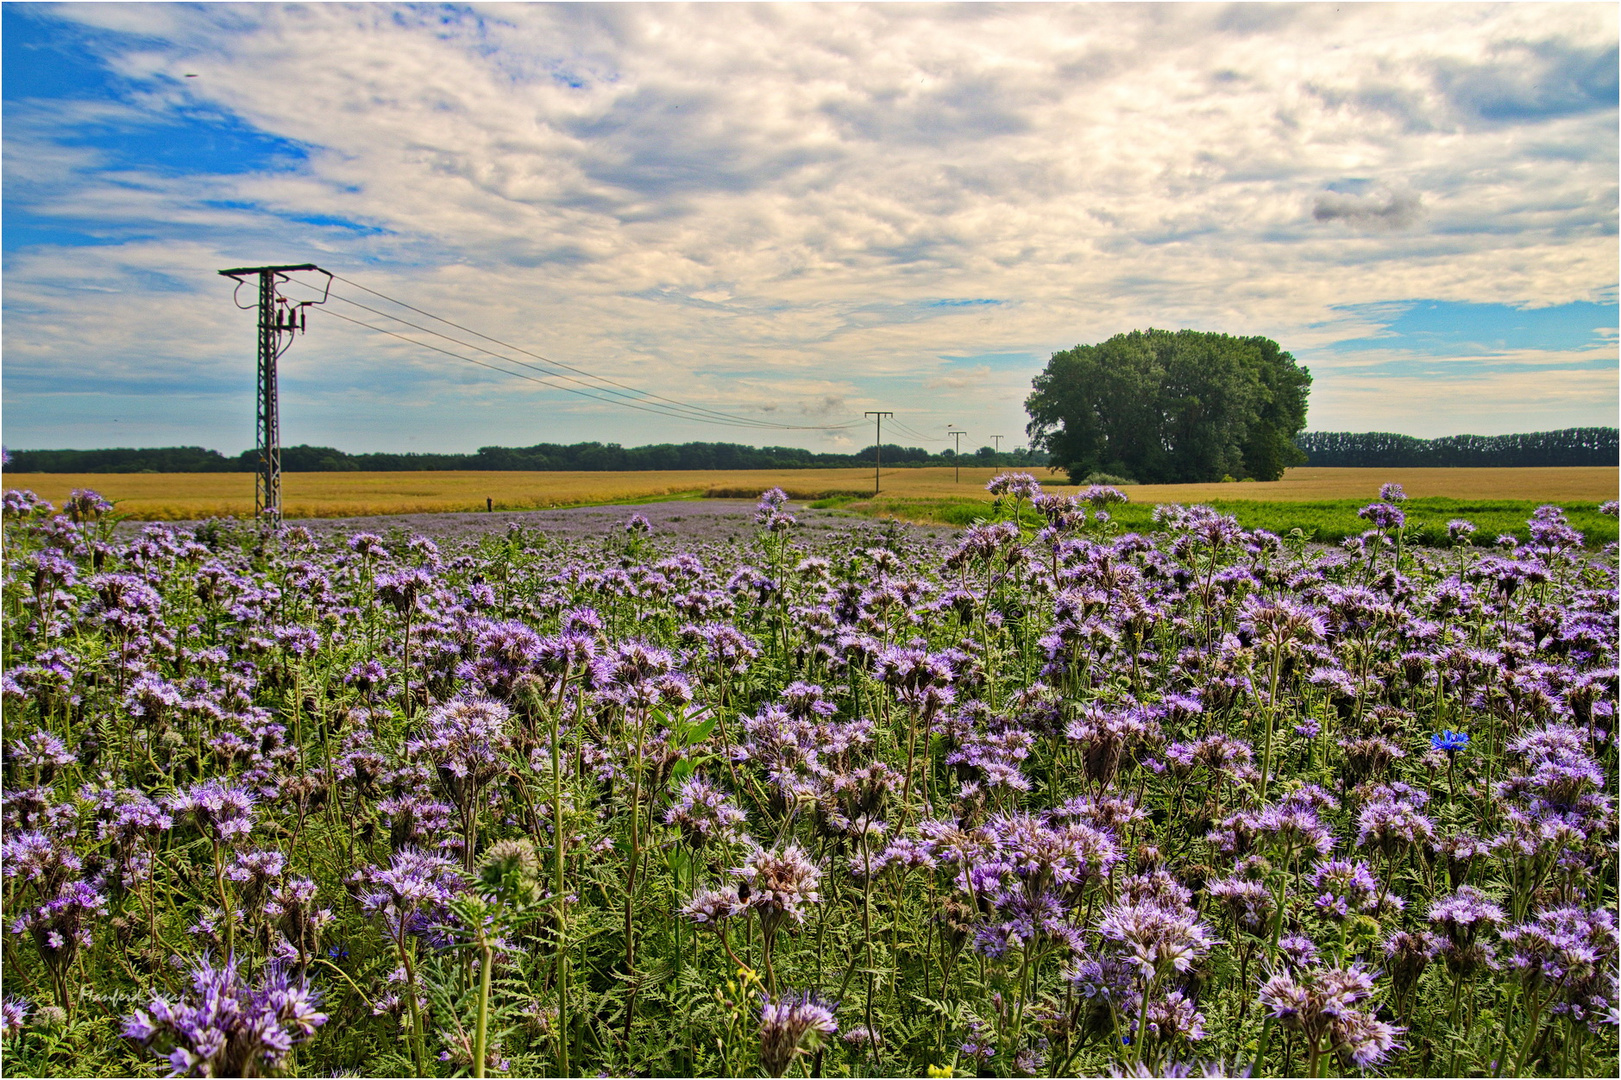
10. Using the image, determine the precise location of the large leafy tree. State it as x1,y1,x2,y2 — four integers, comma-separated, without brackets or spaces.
1025,329,1311,484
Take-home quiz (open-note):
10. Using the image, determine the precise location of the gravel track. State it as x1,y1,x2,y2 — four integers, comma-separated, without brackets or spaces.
116,498,961,549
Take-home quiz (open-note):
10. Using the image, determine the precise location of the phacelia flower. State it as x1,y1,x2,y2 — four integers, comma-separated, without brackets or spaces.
758,991,837,1078
735,844,823,936
1259,962,1403,1068
123,955,326,1077
168,781,257,843
1097,896,1218,980
2,996,27,1039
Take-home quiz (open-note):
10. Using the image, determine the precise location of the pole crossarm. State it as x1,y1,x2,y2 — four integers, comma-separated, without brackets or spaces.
218,263,321,278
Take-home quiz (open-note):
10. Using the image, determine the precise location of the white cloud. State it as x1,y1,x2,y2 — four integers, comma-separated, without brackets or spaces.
924,364,994,391
1309,366,1619,436
2,2,1615,452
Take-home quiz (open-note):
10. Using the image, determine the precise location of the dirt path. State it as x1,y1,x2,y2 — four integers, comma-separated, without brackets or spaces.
116,498,961,548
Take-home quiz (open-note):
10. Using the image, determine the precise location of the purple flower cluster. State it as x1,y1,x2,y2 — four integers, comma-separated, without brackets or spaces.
1259,961,1403,1068
123,955,326,1077
758,990,837,1077
0,473,1613,1077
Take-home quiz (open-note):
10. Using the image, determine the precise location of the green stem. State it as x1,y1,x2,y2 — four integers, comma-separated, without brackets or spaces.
551,696,570,1078
401,610,413,722
1132,975,1155,1068
1511,990,1547,1078
213,842,234,963
1489,982,1520,1077
473,941,492,1078
401,939,425,1076
1259,648,1283,801
899,706,919,829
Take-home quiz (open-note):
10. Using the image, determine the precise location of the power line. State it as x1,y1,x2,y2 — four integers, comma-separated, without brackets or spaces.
298,273,861,433
307,289,819,432
313,307,843,431
886,420,941,443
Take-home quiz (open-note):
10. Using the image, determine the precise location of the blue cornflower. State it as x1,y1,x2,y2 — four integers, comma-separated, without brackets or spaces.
1431,730,1470,755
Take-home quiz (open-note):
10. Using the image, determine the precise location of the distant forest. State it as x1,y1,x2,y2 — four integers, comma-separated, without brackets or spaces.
5,428,1614,473
1296,427,1617,468
3,441,1048,473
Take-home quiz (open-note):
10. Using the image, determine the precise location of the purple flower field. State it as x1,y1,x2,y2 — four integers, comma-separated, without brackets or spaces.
1,478,1616,1078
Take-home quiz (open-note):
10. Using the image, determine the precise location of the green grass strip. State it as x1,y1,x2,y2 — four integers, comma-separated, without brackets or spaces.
840,496,1619,547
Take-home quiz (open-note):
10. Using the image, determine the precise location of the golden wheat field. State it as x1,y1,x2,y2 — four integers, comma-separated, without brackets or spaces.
6,466,1617,521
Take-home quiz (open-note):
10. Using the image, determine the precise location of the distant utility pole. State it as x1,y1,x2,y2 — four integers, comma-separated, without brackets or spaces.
947,428,967,483
217,263,331,523
991,435,1004,452
864,411,893,494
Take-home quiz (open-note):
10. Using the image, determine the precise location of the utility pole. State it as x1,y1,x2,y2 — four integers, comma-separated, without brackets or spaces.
864,411,893,494
947,428,967,483
990,434,1004,452
217,264,331,523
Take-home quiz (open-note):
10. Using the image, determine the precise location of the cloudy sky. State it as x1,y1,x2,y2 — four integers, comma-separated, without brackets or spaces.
3,2,1616,455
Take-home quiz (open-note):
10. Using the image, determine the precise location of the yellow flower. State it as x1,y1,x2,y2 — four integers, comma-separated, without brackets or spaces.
926,1066,955,1078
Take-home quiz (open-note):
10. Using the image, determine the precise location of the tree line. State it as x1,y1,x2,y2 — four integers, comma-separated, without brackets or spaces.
1295,428,1619,468
3,440,1049,474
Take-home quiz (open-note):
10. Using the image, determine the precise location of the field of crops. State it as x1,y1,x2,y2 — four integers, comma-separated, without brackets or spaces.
9,466,1617,521
1,476,1616,1078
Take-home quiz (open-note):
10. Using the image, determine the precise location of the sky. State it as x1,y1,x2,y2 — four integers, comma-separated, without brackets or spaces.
2,1,1617,456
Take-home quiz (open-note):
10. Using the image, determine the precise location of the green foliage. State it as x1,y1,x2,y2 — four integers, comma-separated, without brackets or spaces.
1298,427,1619,467
4,441,1051,474
1025,329,1311,484
3,446,238,473
859,496,1619,547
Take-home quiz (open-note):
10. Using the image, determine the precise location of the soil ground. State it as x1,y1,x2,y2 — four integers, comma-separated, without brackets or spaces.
113,498,959,548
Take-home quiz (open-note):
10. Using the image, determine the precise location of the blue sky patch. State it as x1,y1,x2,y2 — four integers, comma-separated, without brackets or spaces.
285,214,385,236
1,208,129,253
55,110,310,177
1328,299,1618,355
5,6,310,179
2,6,129,102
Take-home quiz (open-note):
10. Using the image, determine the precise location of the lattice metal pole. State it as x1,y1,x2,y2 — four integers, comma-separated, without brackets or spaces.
256,269,282,522
218,263,330,525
